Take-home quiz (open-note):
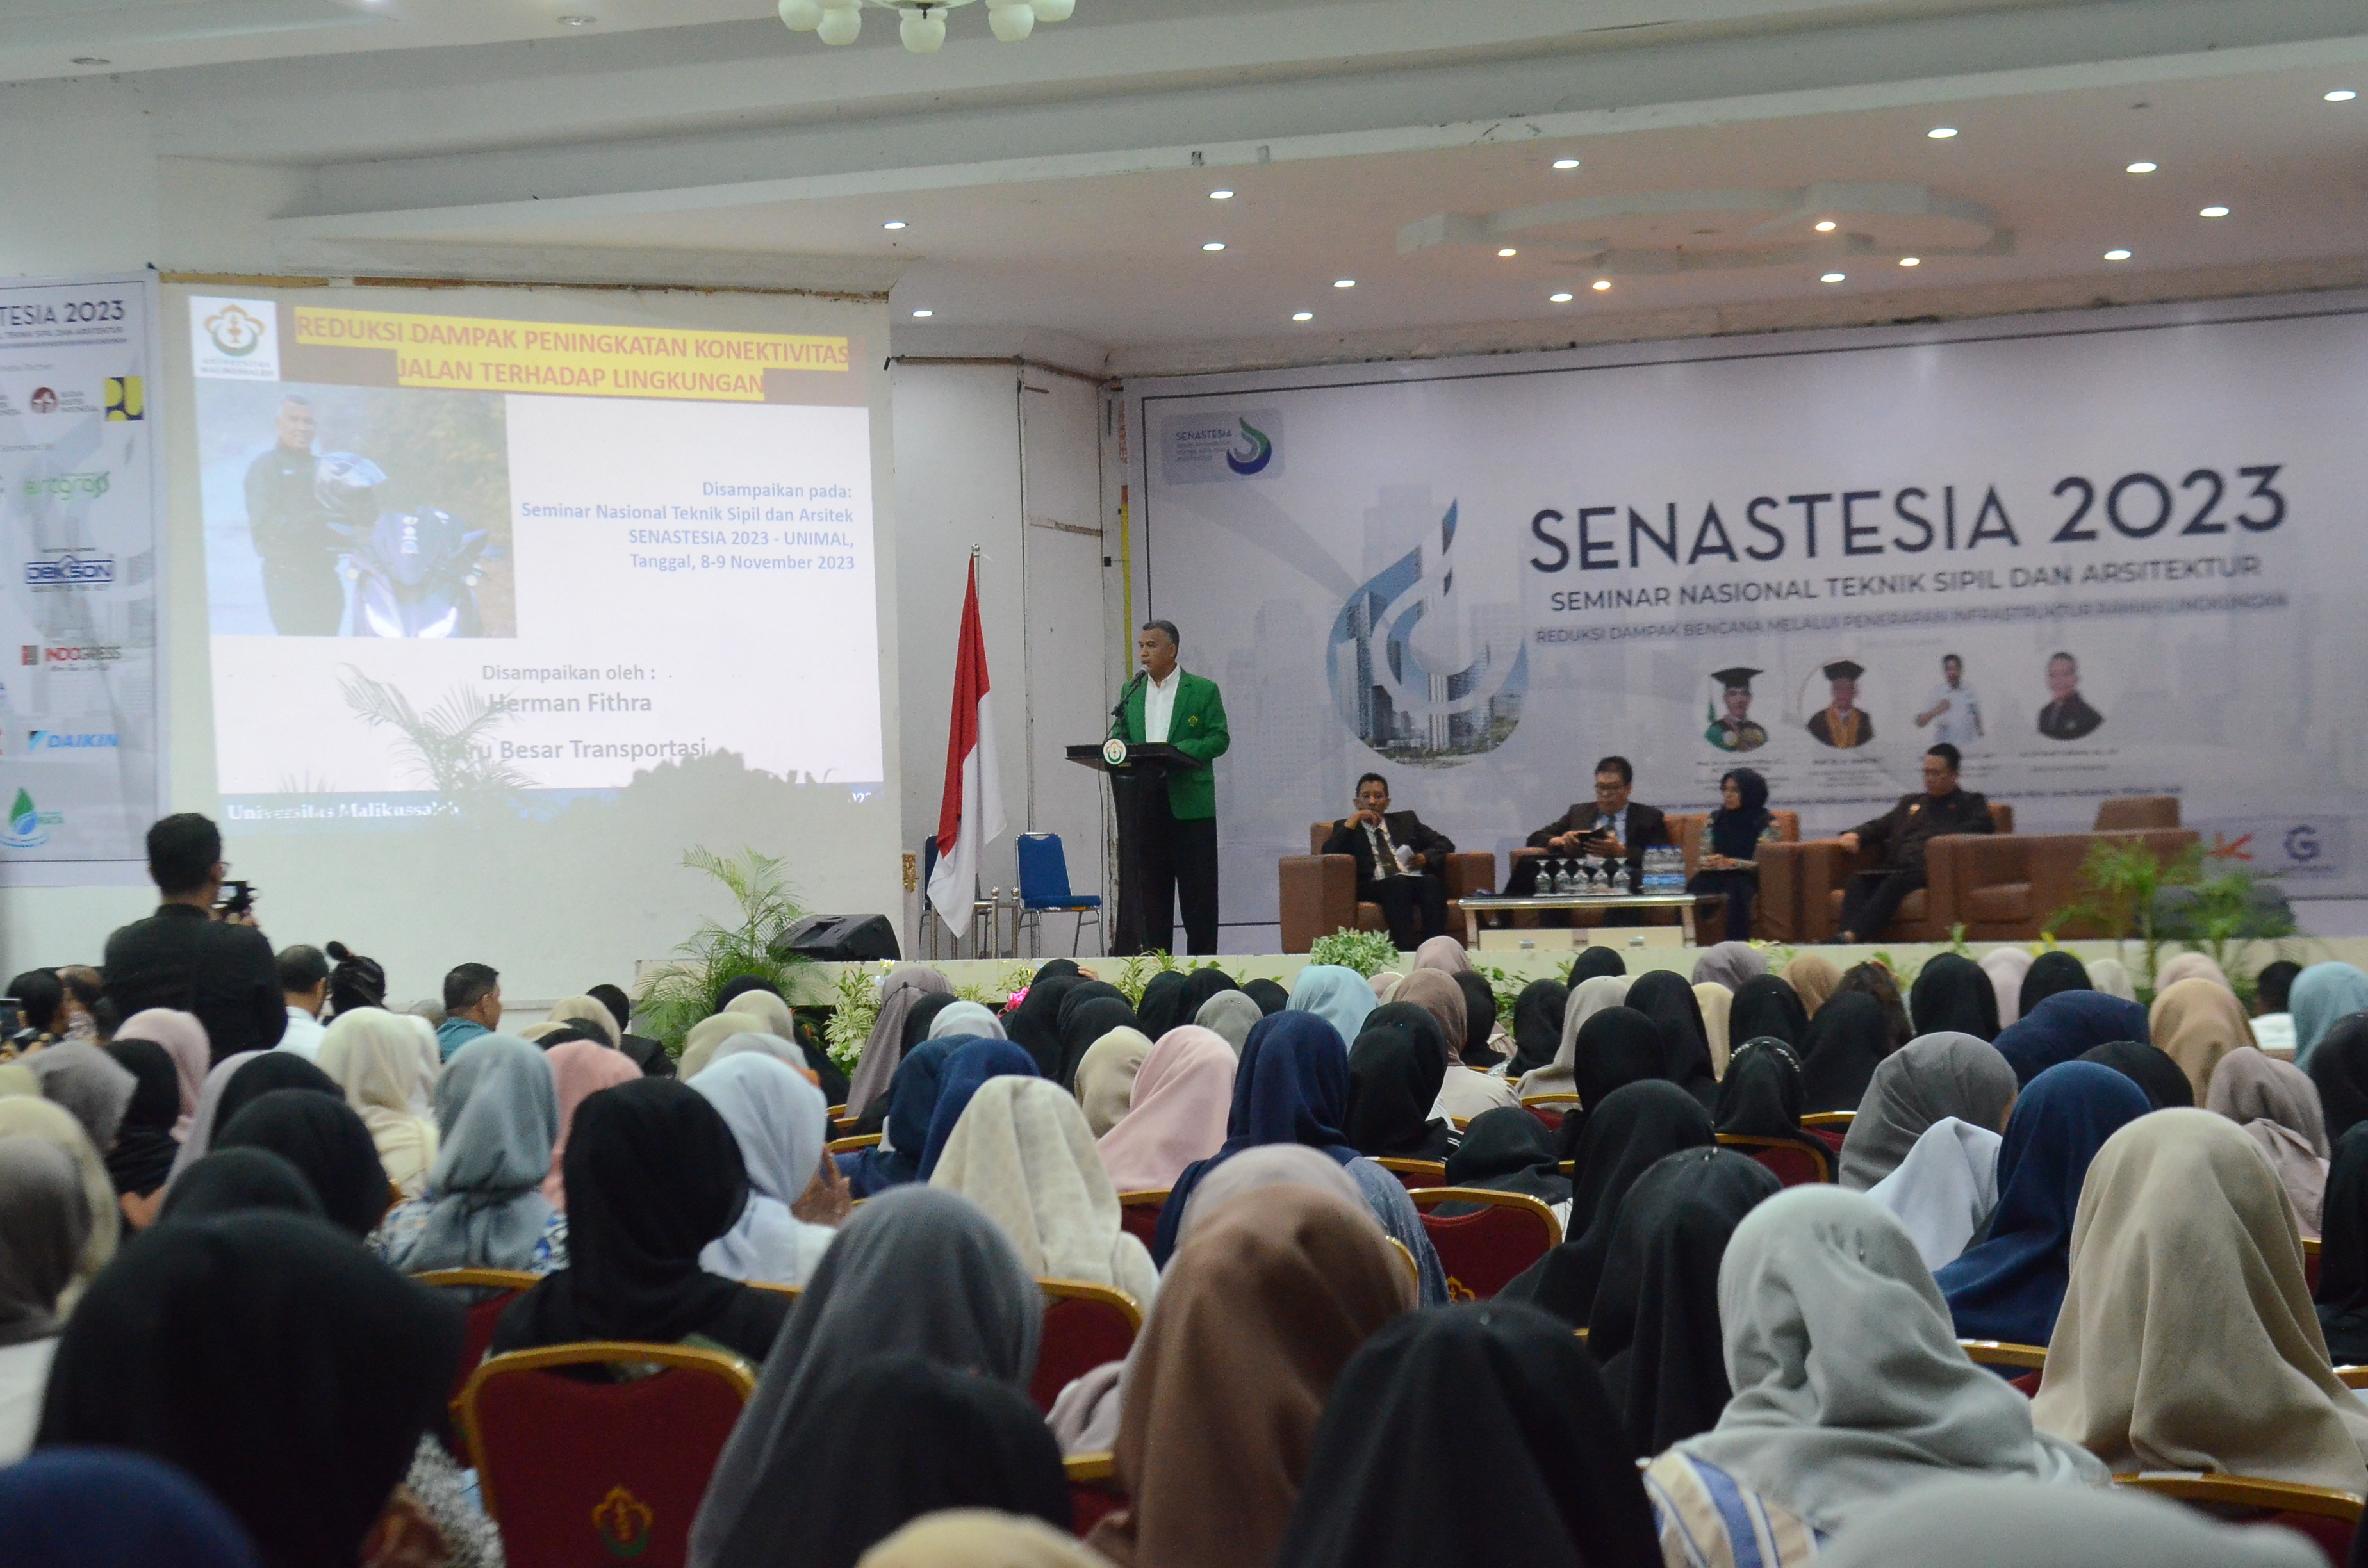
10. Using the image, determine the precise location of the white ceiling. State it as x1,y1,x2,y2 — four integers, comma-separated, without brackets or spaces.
16,0,2368,362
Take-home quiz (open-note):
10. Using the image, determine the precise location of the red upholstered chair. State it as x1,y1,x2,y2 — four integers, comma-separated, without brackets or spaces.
458,1343,757,1568
1032,1280,1142,1414
1409,1188,1563,1302
1715,1133,1832,1185
1798,1111,1853,1157
2116,1474,2364,1567
1065,1453,1126,1540
1521,1095,1577,1135
1115,1190,1167,1252
415,1268,541,1451
1374,1157,1447,1190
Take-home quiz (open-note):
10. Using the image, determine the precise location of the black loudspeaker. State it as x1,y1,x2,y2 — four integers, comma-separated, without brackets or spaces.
777,913,901,963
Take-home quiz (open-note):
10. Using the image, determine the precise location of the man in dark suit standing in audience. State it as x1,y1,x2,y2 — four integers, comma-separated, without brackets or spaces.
103,813,285,1061
1834,742,1994,941
1322,772,1456,950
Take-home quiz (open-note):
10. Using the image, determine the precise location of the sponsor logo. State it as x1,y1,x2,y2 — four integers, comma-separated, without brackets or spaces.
18,646,33,666
1158,407,1286,484
22,471,109,500
39,644,125,666
190,297,281,381
591,1487,654,1560
1102,737,1128,766
105,375,144,420
24,553,117,589
1,787,60,849
28,386,56,413
28,730,117,751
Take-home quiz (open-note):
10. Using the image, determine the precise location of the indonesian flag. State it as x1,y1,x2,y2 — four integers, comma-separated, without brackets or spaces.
928,559,1006,927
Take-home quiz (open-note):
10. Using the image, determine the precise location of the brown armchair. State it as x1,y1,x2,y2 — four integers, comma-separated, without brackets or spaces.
2094,795,2180,830
1278,823,1495,954
1770,803,2017,943
1948,827,2199,940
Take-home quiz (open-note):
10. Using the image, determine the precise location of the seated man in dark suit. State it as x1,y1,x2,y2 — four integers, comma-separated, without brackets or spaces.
1834,742,1996,942
1320,772,1456,949
1518,755,1673,921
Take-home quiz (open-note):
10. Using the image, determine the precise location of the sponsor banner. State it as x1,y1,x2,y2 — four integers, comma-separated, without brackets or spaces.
1136,298,2368,921
0,274,164,872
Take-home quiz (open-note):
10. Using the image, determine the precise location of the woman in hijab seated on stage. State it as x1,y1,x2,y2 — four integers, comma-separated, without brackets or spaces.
1688,767,1779,943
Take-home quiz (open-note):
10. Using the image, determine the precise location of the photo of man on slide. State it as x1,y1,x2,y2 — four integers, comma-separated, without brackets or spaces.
199,380,516,639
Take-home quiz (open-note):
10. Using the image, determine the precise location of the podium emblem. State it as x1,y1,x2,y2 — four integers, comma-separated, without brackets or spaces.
1102,738,1128,767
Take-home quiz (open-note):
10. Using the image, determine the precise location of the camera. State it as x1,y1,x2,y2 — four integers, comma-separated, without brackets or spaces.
215,880,256,919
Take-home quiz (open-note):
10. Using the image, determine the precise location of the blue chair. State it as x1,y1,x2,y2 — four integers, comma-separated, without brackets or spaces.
1015,832,1103,956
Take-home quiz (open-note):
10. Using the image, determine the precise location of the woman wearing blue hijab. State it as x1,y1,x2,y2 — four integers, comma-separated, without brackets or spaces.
839,1038,957,1197
915,1038,1041,1180
1935,1060,2151,1348
1287,965,1377,1051
2294,963,2368,1068
1990,990,2150,1086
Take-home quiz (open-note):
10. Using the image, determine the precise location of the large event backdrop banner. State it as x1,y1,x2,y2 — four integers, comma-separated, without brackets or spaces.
1131,292,2368,936
0,274,164,883
161,281,901,996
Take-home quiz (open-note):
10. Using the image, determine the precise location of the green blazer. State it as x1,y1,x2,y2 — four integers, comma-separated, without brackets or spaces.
1119,669,1230,821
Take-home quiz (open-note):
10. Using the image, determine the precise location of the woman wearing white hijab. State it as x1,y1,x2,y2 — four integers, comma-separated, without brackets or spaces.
317,1008,440,1200
1977,948,2034,1027
1647,1186,2102,1562
689,1051,840,1288
926,1000,1007,1041
2084,956,2137,1002
1864,1117,2002,1271
1515,974,1631,1097
929,1075,1158,1307
377,1033,564,1275
678,1010,769,1081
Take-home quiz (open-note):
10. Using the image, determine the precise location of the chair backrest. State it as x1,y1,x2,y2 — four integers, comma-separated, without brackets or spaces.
2306,1237,2322,1293
1715,1133,1831,1184
2095,795,2181,831
459,1343,757,1568
1374,1156,1448,1190
1386,1236,1420,1292
2115,1474,2364,1566
1032,1280,1143,1414
1409,1187,1562,1301
1016,833,1075,902
826,1132,883,1154
2339,1366,2368,1391
1798,1110,1853,1156
1959,1337,2048,1371
1065,1453,1126,1541
1520,1093,1578,1135
1114,1190,1167,1252
415,1268,543,1420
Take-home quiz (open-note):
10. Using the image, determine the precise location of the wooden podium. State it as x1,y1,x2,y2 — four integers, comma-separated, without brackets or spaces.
1066,740,1191,956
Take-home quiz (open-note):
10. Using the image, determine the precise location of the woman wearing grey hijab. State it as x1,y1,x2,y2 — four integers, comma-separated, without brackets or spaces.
1649,1187,2102,1555
0,1136,90,1464
689,1185,1042,1568
1690,942,1766,993
1837,1032,2019,1191
925,1000,1007,1041
376,1034,562,1276
1194,990,1263,1056
26,1042,136,1157
846,965,955,1119
1817,1476,2321,1568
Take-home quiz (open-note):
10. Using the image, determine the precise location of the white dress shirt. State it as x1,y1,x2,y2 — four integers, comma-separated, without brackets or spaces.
278,1006,326,1059
1143,667,1182,743
1923,682,1985,747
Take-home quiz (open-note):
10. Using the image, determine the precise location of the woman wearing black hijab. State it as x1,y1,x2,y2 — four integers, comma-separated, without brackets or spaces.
1568,947,1626,986
1584,1148,1783,1458
1796,990,1893,1113
1505,1081,1715,1325
492,1077,789,1364
1177,967,1241,1020
1909,952,2001,1041
1344,1013,1453,1161
1688,767,1775,945
1727,974,1810,1050
1506,981,1568,1081
156,1147,326,1227
1713,1039,1805,1140
214,1052,342,1137
2309,1015,2368,1142
1441,1107,1571,1211
2076,1039,2196,1110
900,993,961,1049
1624,970,1718,1106
2018,951,2093,1020
2316,1123,2368,1366
1134,971,1193,1039
1451,972,1502,1067
214,1090,394,1240
1243,977,1292,1016
101,1038,182,1208
1055,993,1140,1092
1559,1008,1668,1159
36,1210,462,1568
1836,962,1913,1050
1001,972,1085,1077
1275,1302,1660,1568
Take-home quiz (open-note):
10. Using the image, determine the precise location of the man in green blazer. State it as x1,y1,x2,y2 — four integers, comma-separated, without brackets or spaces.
1114,619,1231,954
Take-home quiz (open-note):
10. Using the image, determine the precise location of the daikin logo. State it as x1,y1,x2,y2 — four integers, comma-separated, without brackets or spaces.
1225,418,1274,475
28,730,117,751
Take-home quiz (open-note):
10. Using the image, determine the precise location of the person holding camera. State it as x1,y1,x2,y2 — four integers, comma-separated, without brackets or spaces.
101,813,286,1063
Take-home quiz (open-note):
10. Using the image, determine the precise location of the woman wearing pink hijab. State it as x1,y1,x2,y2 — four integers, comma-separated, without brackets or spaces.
1097,1026,1237,1193
113,1009,210,1140
540,1038,642,1208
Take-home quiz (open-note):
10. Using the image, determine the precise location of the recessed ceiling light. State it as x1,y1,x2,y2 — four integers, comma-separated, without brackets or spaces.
2326,89,2358,102
1821,272,1846,283
1498,248,1518,257
1549,292,1575,302
1209,190,1234,200
2125,161,2158,174
2103,249,2132,261
1814,220,1837,232
882,220,907,231
1927,126,1957,139
910,309,933,318
555,14,596,24
1899,256,1921,266
1591,279,1611,291
2199,205,2230,218
1552,158,1580,170
1333,278,1356,288
1201,241,1226,252
1291,312,1313,322
70,56,108,65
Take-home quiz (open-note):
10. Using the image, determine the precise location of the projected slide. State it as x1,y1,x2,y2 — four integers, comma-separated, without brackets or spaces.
188,295,884,826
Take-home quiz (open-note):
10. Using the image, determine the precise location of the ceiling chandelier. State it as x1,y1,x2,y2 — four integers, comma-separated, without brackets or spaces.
778,0,1076,53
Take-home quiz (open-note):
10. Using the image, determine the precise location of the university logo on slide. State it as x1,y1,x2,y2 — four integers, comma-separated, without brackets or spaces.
1327,499,1526,766
1157,407,1285,484
190,297,281,381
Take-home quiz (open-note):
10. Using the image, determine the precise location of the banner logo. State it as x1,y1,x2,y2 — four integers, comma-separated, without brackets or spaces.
28,730,119,751
1,788,59,849
24,554,116,589
22,471,109,500
1158,408,1285,484
28,387,56,413
1328,500,1526,766
106,375,144,420
1226,418,1275,475
190,297,281,381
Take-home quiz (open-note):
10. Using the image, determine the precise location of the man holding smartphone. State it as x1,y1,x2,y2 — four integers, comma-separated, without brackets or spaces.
1519,756,1673,921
